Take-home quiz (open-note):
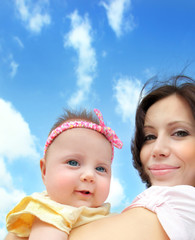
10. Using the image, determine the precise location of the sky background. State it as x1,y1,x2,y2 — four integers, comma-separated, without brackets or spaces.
1,0,195,238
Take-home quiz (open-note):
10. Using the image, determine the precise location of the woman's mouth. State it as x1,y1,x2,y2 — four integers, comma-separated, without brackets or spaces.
148,165,180,176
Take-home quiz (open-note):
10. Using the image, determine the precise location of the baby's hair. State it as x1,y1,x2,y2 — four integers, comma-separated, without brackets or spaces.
48,108,100,136
44,109,100,159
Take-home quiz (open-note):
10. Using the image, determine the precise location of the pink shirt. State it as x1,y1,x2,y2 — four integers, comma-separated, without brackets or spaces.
123,185,195,240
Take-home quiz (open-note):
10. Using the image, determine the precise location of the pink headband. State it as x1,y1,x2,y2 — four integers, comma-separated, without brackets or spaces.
44,109,123,161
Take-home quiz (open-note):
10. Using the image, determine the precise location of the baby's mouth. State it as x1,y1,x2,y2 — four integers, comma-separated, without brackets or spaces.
75,190,92,195
81,190,90,194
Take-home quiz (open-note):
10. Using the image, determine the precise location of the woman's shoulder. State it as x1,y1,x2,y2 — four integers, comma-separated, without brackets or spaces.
137,184,194,196
124,185,195,211
123,185,195,240
145,185,195,194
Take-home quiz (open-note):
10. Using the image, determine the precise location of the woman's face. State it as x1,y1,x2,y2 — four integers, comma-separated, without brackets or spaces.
140,94,195,186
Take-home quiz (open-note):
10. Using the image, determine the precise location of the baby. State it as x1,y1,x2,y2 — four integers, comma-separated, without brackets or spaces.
6,108,123,240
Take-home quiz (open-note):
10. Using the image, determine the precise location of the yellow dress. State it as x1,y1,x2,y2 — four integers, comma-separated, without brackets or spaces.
6,191,111,237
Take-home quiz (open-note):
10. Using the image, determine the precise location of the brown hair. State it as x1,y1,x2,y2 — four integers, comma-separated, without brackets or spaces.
44,109,100,158
49,109,99,135
131,75,195,187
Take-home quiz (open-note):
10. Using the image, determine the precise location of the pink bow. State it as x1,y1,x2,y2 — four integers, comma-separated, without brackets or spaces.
94,109,123,150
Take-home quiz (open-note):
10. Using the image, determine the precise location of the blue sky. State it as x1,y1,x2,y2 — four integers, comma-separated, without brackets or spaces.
1,0,195,238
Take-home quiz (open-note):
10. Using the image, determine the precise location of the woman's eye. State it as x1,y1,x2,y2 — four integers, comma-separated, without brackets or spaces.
96,166,106,172
67,160,79,166
144,134,156,142
173,130,189,137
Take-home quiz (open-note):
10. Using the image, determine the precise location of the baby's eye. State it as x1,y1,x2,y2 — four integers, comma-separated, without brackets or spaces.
144,134,156,142
173,130,189,137
96,166,106,172
67,160,79,166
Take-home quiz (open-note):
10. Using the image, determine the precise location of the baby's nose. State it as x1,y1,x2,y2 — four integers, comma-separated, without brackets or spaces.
80,169,95,183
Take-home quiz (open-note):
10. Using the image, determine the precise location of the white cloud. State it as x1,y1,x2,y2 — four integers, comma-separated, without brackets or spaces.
143,67,156,79
0,186,26,240
0,158,26,240
0,98,39,161
5,54,19,78
64,10,97,107
14,0,51,33
10,60,19,78
100,0,135,37
102,50,107,57
13,36,24,48
0,186,26,218
0,227,7,240
0,98,39,239
67,89,86,108
28,12,51,33
0,157,13,189
113,76,142,122
107,176,125,208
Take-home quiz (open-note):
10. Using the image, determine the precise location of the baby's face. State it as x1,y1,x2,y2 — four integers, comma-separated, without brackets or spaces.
40,128,112,207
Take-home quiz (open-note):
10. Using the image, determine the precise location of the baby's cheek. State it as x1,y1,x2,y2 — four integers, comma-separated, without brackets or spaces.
99,179,111,201
54,172,70,187
46,174,70,203
57,170,77,189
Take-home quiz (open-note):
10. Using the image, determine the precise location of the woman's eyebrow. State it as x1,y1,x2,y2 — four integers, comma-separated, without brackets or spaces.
144,121,194,128
143,125,155,129
167,120,195,128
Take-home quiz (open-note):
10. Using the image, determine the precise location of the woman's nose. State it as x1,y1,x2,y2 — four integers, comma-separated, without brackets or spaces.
80,169,95,183
152,137,170,158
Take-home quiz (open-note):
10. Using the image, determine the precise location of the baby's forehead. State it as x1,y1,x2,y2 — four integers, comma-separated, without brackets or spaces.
46,127,113,163
44,109,123,162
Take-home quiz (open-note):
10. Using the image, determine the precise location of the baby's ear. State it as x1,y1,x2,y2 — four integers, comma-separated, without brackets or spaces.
40,158,46,184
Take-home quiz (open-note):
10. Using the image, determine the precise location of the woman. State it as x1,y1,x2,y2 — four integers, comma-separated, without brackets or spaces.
5,75,195,240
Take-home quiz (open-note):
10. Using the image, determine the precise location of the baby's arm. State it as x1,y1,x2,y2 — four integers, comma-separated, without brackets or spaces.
4,233,27,240
29,218,68,240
